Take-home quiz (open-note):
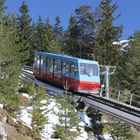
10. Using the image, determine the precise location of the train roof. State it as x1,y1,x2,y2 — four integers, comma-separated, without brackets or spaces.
35,52,98,64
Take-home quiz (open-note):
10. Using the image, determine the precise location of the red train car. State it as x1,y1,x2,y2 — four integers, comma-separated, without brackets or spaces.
33,52,100,94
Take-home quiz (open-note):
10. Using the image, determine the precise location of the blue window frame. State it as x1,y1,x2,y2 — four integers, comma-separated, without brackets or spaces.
34,55,40,69
47,57,53,72
40,56,46,71
54,59,61,74
62,61,70,77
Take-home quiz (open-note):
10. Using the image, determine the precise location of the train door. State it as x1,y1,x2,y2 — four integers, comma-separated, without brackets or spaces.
61,61,70,86
47,57,53,79
69,62,78,91
53,59,61,84
33,55,41,76
40,56,46,78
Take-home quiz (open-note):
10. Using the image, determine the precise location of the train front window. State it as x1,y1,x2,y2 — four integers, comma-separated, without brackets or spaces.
80,63,98,76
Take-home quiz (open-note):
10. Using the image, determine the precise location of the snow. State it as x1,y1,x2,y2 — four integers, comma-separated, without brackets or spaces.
41,100,60,139
17,107,32,128
113,40,130,51
21,93,31,99
22,69,33,74
0,104,3,108
103,133,113,140
0,121,7,138
17,97,89,140
78,112,91,127
76,128,88,140
17,95,113,140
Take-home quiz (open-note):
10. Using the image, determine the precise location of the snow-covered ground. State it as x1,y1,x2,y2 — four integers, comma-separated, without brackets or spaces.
18,94,88,140
104,133,113,140
18,93,113,140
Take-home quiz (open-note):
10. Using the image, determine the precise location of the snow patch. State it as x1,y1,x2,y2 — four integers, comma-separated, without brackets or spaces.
21,93,31,99
0,104,3,108
78,111,91,127
17,99,91,140
104,133,113,140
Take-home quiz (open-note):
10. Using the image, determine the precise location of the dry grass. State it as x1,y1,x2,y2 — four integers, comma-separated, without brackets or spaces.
0,109,34,140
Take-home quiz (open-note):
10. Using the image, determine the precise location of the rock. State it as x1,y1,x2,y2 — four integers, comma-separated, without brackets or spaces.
0,121,7,140
6,116,15,127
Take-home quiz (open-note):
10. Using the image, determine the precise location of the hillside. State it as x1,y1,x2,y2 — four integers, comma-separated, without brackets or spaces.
0,109,36,140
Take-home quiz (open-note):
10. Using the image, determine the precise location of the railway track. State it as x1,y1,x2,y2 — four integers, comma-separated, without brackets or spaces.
21,65,140,127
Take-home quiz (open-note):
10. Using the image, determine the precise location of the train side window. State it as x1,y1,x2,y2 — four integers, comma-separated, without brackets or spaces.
54,59,61,74
40,56,43,67
34,56,40,68
33,56,37,67
62,61,70,75
41,56,46,70
47,57,53,72
71,63,78,75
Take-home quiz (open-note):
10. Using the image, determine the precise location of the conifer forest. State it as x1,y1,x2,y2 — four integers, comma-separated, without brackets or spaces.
0,0,140,140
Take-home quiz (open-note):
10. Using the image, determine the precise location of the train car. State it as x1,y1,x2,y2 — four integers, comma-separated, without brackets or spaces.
33,52,100,94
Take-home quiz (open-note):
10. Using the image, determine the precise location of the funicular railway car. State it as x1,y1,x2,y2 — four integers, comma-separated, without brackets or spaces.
33,52,100,94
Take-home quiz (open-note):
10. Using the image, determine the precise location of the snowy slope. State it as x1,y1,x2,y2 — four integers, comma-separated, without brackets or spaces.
18,94,88,140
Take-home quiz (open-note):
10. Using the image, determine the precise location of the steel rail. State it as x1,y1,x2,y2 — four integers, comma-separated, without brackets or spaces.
21,65,140,127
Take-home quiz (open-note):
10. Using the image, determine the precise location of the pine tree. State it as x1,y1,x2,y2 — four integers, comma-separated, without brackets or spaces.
64,15,80,56
16,1,33,65
118,31,140,102
31,86,48,136
95,0,122,66
44,18,53,51
65,6,95,59
106,117,133,140
53,83,81,140
0,13,20,114
0,0,6,17
34,15,46,51
75,6,95,59
53,16,63,41
28,21,38,61
43,18,62,53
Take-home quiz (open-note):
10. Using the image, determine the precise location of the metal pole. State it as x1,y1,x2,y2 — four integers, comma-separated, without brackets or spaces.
100,65,116,99
118,91,121,102
105,66,110,98
130,94,133,106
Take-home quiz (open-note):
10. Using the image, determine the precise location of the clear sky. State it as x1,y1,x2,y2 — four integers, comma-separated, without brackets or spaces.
5,0,140,39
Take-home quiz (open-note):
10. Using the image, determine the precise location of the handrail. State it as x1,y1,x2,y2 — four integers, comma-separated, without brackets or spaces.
108,87,140,108
21,65,140,108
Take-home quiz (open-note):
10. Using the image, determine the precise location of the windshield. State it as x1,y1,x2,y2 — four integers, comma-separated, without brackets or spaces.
80,63,98,76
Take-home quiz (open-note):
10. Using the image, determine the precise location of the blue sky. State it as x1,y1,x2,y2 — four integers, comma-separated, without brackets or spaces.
5,0,140,39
